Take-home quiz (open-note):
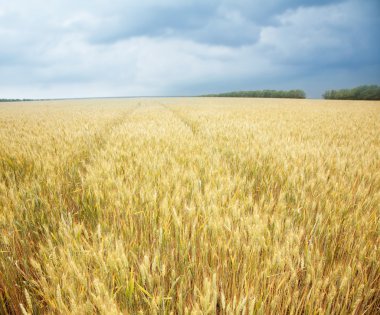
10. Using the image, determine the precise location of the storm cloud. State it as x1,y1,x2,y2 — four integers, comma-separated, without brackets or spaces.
0,0,379,98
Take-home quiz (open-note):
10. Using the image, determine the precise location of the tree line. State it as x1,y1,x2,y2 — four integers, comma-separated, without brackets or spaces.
0,99,33,102
323,85,380,100
203,89,306,99
3,85,380,101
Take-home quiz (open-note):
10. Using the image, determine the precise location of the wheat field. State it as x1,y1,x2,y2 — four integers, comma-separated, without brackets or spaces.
0,98,379,314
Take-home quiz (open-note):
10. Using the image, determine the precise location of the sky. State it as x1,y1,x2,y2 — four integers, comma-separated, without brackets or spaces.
0,0,379,99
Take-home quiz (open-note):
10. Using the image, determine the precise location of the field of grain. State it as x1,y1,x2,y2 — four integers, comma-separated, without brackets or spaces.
0,98,379,314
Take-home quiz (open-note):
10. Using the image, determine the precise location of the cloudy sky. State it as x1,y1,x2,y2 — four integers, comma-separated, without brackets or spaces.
0,0,379,98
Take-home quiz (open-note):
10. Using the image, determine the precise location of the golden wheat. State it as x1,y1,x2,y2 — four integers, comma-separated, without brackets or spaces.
0,98,379,314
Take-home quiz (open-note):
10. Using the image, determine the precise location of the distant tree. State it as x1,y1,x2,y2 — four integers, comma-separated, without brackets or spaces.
203,89,306,99
323,85,380,100
0,98,33,102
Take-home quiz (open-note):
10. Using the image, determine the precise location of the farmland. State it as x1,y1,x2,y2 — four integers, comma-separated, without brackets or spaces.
0,98,379,314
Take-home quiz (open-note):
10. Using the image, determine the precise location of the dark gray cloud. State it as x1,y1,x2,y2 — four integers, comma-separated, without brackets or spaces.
82,0,346,46
0,0,379,98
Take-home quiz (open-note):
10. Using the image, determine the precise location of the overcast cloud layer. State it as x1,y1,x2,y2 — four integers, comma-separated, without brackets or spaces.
0,0,379,98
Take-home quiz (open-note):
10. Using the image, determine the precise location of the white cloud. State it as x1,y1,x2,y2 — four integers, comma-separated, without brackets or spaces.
257,3,352,63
